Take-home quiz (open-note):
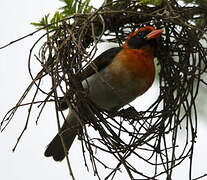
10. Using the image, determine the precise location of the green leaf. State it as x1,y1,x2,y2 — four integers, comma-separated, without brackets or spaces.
50,11,63,27
31,0,93,30
78,0,83,13
72,0,78,14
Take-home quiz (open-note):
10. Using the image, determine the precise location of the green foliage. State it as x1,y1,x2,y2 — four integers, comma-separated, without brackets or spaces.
31,0,93,29
31,12,63,29
138,0,166,6
59,0,92,15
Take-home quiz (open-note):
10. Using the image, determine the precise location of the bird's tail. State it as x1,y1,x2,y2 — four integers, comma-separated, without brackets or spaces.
44,111,80,161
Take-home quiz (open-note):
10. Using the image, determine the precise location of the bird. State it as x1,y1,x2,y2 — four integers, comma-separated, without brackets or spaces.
44,26,163,161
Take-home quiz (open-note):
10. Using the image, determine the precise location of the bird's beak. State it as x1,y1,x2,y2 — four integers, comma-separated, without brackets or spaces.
146,29,163,40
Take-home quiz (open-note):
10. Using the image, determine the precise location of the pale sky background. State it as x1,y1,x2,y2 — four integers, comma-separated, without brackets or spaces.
0,0,207,180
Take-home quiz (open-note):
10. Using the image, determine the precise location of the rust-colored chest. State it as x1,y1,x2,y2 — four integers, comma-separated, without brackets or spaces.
107,46,155,96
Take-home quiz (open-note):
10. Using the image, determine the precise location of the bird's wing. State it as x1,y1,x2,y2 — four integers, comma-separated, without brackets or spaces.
57,46,123,111
80,47,123,80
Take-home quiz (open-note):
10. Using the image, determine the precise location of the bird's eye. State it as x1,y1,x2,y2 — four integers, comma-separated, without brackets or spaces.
137,30,151,38
137,31,145,37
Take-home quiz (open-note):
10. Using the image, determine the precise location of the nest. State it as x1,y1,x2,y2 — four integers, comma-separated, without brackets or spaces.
1,0,207,179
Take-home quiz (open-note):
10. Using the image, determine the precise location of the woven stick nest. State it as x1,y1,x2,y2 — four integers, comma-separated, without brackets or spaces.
1,0,207,179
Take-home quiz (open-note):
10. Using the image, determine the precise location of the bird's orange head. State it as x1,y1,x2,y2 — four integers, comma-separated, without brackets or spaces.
123,26,163,51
